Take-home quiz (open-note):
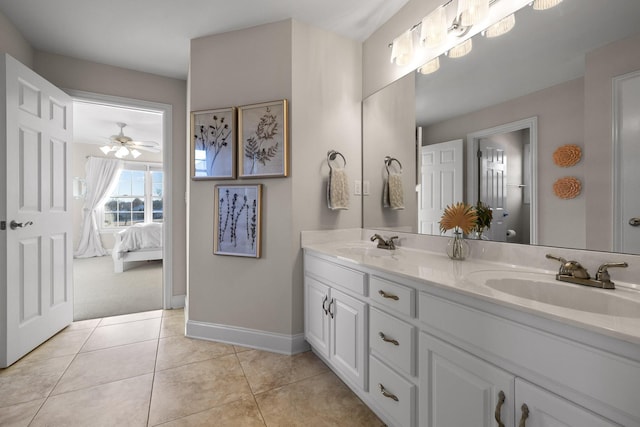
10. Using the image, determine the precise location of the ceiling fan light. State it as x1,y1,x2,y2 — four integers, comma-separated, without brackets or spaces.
390,29,414,66
447,38,473,59
418,57,440,75
458,0,489,26
484,14,515,38
99,145,113,155
532,0,563,11
131,149,142,159
420,5,448,48
115,146,129,158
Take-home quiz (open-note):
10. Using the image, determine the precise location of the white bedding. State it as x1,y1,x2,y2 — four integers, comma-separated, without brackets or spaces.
115,223,163,255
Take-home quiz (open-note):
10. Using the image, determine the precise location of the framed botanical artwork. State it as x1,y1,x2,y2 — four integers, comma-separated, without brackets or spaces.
214,184,262,258
191,107,236,180
238,99,289,178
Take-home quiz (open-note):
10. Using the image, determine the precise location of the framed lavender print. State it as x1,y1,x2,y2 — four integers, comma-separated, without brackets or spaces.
191,107,236,180
238,100,289,178
214,184,262,258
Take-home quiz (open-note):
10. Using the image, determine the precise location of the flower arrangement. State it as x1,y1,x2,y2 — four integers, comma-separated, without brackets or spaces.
473,201,493,235
439,202,478,235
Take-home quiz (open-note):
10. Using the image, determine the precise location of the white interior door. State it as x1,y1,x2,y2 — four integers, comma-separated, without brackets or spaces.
1,54,73,367
419,139,463,235
614,70,640,254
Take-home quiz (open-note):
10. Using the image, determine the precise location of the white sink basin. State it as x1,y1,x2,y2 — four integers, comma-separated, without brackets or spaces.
334,244,396,259
467,270,640,318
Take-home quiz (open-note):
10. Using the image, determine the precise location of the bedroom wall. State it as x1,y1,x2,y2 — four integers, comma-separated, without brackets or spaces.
0,9,34,68
34,52,188,299
188,19,362,347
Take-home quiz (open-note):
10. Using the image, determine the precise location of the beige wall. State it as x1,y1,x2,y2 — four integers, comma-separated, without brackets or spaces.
34,52,188,298
363,72,417,233
0,10,34,68
584,33,640,251
188,19,362,336
423,78,586,249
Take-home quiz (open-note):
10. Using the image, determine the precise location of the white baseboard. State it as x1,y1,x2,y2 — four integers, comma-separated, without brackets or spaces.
186,320,310,355
170,294,185,309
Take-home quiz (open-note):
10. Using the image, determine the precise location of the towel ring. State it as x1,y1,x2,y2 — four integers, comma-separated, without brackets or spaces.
384,156,402,174
327,150,346,169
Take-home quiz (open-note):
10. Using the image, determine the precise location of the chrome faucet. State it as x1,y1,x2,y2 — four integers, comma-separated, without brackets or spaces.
370,234,398,250
546,254,628,289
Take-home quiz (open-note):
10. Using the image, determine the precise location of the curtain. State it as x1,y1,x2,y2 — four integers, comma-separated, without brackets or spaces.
74,157,123,258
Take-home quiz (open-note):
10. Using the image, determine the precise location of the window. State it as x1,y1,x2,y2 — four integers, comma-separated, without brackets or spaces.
103,163,163,228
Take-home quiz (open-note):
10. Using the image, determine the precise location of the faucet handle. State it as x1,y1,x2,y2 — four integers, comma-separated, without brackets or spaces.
545,254,590,278
595,262,628,283
388,236,399,249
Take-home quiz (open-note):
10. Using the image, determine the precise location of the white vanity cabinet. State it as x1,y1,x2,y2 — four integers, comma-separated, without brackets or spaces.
303,254,368,390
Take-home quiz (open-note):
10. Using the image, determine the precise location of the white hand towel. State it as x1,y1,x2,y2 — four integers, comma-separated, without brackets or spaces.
327,168,349,210
388,173,404,210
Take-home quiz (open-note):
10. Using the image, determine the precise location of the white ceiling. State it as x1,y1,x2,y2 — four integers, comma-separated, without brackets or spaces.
0,0,410,80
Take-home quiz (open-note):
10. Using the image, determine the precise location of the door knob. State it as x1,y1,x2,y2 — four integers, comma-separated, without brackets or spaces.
629,217,640,226
10,220,33,230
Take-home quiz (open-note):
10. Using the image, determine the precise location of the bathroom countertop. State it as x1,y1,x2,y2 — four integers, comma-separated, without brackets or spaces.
302,239,640,346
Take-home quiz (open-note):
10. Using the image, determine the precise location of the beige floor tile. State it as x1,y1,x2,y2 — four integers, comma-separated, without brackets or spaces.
156,335,234,371
237,349,329,394
81,317,161,352
153,397,265,427
21,328,93,363
30,374,153,427
149,355,253,425
160,314,185,338
52,340,158,395
66,318,101,331
0,355,73,408
99,309,163,326
255,371,384,427
163,308,184,318
0,398,44,427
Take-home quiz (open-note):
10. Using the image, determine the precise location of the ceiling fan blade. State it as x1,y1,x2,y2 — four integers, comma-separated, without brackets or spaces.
131,140,160,148
134,145,161,153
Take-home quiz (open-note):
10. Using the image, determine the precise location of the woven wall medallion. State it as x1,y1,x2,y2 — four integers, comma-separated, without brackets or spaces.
553,144,582,167
553,176,581,199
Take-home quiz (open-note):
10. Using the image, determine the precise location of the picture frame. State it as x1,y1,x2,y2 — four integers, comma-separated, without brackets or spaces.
191,107,236,180
214,184,262,258
238,99,289,178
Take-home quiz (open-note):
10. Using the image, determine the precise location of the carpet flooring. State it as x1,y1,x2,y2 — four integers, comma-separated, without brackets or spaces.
73,256,162,321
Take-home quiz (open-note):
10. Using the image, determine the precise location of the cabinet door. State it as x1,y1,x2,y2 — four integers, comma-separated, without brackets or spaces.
515,379,620,427
304,276,330,358
330,287,368,390
419,332,515,427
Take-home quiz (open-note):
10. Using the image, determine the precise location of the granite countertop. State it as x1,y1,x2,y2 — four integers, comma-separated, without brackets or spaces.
302,238,640,346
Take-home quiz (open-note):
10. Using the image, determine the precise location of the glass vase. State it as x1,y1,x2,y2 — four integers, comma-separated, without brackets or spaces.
446,231,469,260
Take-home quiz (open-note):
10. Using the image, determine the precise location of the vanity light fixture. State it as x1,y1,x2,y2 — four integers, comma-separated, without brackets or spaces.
418,57,441,74
532,0,563,11
390,28,414,66
458,0,490,26
483,13,515,38
420,5,448,48
447,38,473,58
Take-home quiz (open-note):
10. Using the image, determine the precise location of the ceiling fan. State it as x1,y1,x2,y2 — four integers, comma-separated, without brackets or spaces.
100,122,161,159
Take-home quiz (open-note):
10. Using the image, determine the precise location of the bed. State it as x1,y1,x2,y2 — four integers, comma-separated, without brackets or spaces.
112,222,163,273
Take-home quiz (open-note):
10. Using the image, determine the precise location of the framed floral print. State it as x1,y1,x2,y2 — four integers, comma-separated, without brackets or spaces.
214,184,262,258
238,100,289,178
191,107,236,179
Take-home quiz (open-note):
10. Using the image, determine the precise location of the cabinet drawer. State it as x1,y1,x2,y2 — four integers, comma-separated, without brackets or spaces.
369,356,415,427
370,275,414,316
370,307,415,376
305,254,366,296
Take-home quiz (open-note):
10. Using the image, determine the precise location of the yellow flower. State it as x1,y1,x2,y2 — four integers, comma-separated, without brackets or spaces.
439,202,478,234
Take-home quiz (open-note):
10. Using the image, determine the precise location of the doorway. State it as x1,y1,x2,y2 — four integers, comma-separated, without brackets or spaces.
68,90,174,319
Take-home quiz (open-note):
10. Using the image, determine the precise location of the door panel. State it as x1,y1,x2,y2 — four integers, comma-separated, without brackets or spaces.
2,54,73,367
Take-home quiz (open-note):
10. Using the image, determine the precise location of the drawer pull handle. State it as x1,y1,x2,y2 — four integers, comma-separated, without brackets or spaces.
519,403,529,427
379,383,399,402
378,290,399,301
494,390,505,427
378,332,399,346
322,295,328,315
328,298,335,319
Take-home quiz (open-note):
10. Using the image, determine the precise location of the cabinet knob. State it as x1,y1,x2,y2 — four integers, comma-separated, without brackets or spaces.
378,332,399,346
494,390,505,427
519,403,529,427
378,290,399,301
379,383,399,402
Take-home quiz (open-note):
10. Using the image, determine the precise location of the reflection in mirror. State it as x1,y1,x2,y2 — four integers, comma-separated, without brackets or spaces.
362,0,640,254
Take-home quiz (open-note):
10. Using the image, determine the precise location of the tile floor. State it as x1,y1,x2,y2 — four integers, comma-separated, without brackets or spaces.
0,309,384,426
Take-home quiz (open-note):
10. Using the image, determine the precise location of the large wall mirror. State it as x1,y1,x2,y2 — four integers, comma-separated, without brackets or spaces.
363,0,640,255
